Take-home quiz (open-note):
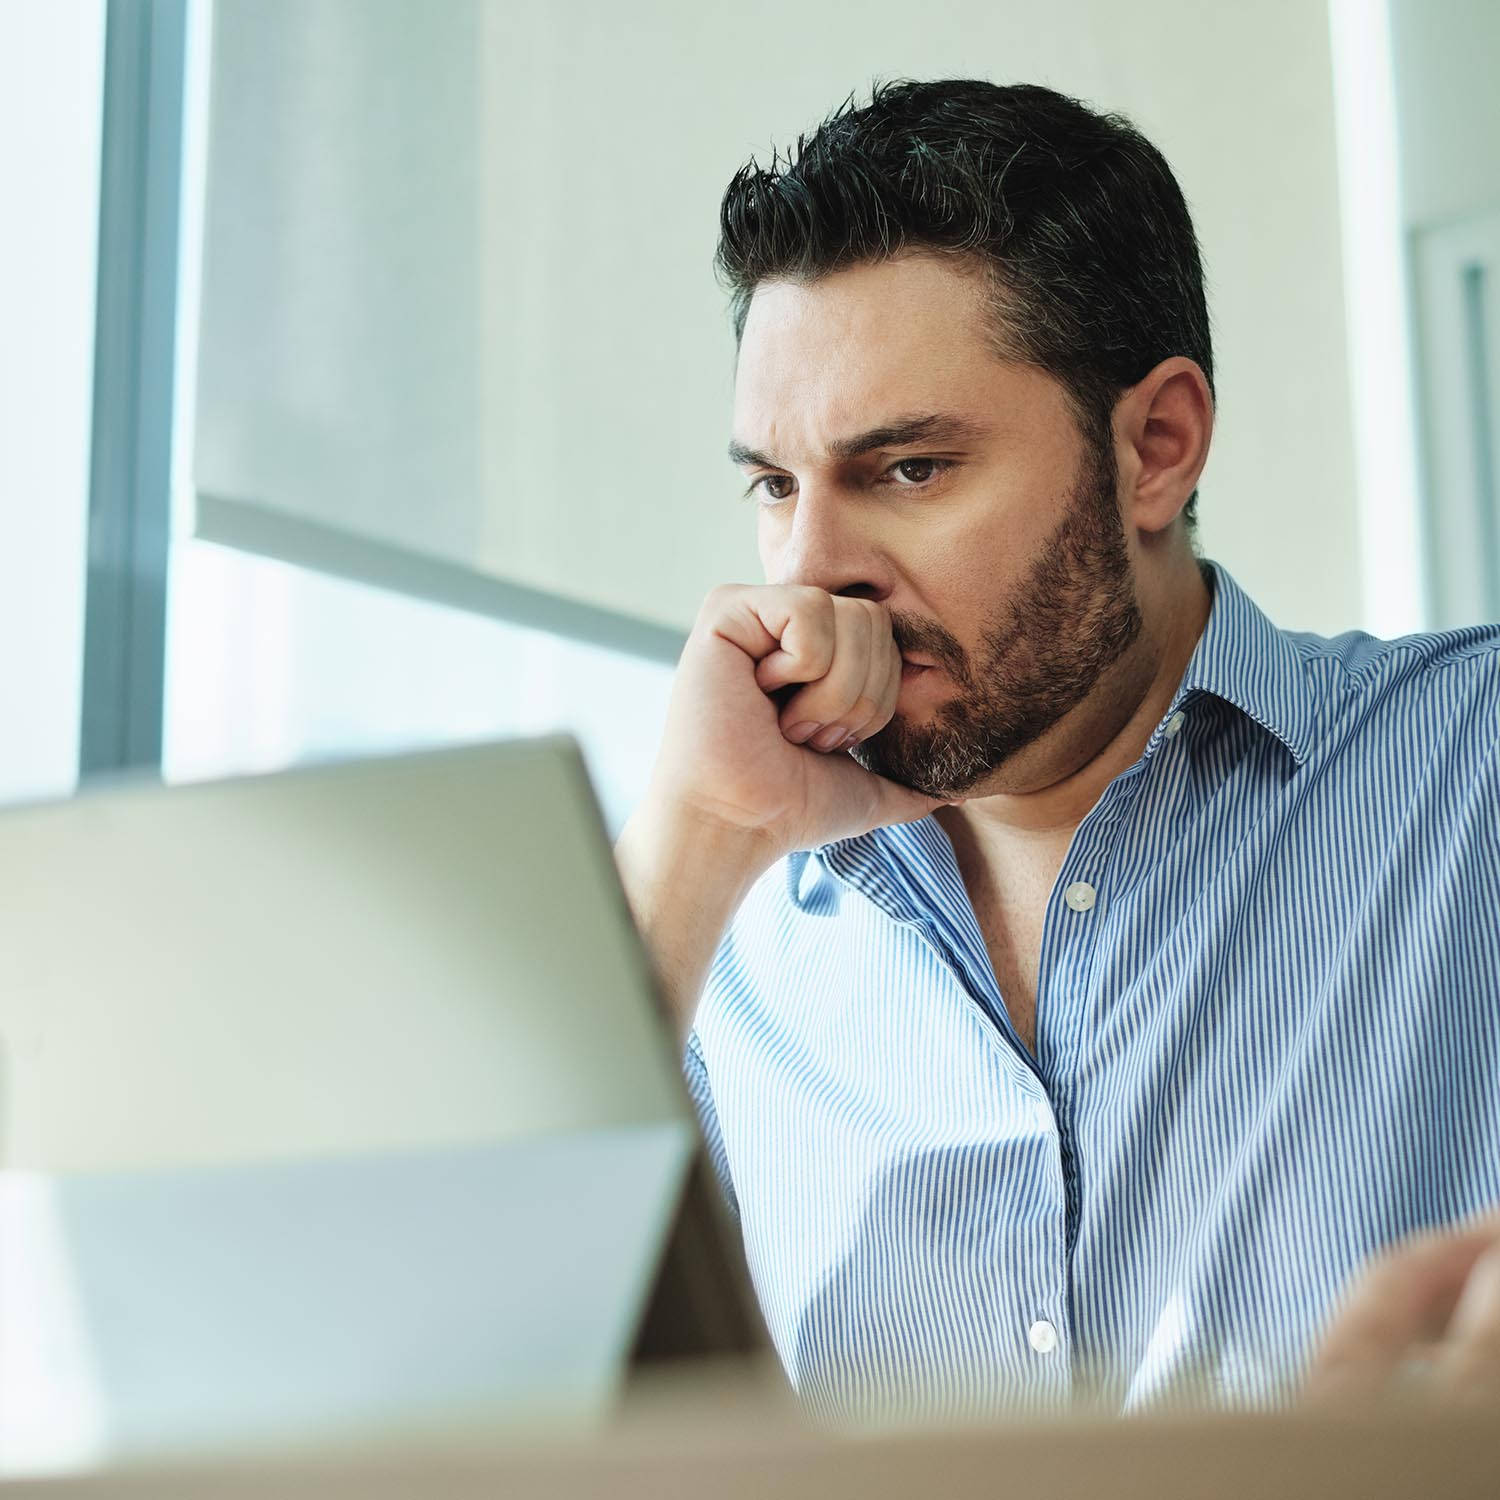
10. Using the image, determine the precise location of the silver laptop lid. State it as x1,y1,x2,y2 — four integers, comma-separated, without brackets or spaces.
0,735,686,1171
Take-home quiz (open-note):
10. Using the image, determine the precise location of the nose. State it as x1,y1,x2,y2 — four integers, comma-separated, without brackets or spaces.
765,483,890,604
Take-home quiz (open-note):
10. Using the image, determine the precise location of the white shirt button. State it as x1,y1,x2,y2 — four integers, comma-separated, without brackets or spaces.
1028,1319,1060,1354
1164,710,1187,739
1063,881,1096,913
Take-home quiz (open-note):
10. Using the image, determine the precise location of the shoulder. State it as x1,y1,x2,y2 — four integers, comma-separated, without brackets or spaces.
693,836,896,1057
704,849,847,986
1291,619,1500,721
1282,620,1500,801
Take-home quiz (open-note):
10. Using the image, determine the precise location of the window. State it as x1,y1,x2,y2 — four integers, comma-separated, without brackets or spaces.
163,540,675,836
0,0,105,806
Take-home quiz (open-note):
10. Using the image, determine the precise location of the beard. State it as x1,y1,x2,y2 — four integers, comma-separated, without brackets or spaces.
850,440,1143,799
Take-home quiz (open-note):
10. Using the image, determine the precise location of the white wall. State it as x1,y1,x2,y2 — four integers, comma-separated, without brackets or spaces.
476,0,1361,635
196,0,1362,637
0,0,105,806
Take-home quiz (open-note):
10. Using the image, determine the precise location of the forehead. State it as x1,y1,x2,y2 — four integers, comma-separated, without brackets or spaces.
731,253,1028,456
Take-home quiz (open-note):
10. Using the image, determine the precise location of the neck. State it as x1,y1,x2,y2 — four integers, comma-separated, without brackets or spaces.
936,555,1212,857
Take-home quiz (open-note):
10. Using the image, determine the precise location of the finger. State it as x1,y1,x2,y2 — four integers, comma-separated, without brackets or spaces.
1429,1238,1500,1400
749,587,836,690
777,599,877,746
699,583,837,682
1304,1224,1499,1404
874,629,905,732
845,625,902,745
817,600,893,747
695,583,775,662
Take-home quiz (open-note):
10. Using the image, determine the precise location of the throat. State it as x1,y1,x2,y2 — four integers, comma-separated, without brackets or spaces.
937,809,1071,1057
969,889,1045,1056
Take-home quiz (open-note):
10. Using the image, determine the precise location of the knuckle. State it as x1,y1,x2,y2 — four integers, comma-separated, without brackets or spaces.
698,582,740,620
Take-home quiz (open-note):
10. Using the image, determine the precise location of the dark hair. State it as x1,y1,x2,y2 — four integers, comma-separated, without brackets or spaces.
715,78,1214,528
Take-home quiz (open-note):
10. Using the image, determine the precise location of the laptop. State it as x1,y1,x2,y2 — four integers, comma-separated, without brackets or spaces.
0,737,766,1475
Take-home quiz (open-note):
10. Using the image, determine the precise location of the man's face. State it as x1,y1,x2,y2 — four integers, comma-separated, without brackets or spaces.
730,252,1143,799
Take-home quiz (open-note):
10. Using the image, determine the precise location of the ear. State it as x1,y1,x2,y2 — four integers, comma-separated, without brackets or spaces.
1113,357,1214,534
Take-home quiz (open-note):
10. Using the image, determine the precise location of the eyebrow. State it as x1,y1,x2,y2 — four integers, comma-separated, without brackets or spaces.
727,412,993,469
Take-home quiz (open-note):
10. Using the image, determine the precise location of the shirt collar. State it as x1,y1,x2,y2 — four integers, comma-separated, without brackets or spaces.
1176,560,1316,768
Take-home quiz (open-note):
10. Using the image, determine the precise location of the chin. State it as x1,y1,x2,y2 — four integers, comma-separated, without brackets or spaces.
850,736,983,801
854,711,1045,801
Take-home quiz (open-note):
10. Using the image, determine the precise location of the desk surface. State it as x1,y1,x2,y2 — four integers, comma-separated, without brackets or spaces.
3,1360,1497,1500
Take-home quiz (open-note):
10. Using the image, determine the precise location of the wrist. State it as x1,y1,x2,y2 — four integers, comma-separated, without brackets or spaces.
615,788,779,912
613,790,779,1036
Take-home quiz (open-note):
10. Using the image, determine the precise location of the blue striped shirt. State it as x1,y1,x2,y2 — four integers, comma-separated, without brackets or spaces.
683,561,1500,1425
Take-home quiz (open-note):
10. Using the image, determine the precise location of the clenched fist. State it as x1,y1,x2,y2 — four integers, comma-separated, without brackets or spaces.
615,583,946,1030
651,583,943,859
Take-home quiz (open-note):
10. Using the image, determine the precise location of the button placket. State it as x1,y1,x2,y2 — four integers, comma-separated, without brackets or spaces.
1035,807,1127,1300
1036,819,1114,1070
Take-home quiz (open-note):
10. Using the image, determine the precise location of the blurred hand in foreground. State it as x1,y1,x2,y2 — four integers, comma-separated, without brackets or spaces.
1303,1210,1500,1407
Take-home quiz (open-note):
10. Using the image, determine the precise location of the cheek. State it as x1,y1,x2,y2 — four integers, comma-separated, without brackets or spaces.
949,495,1055,588
755,513,782,581
899,523,1013,613
894,520,1040,659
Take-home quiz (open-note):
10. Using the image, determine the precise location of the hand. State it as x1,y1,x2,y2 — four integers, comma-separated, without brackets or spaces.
616,583,947,1031
644,583,946,865
1302,1211,1500,1407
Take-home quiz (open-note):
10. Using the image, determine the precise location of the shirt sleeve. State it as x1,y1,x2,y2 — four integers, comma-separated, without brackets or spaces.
682,1027,740,1222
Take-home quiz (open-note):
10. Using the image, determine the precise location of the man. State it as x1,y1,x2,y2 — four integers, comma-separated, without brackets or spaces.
615,79,1500,1423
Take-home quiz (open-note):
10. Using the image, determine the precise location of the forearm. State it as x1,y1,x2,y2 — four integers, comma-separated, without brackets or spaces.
614,793,775,1041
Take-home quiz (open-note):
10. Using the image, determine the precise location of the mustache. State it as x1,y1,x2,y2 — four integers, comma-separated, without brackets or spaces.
889,612,968,681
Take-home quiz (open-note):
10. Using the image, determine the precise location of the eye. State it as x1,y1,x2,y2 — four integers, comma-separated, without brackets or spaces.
884,457,954,487
745,473,795,503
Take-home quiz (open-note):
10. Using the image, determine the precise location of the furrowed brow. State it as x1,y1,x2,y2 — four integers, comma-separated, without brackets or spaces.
726,438,776,468
827,413,991,460
728,412,990,469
